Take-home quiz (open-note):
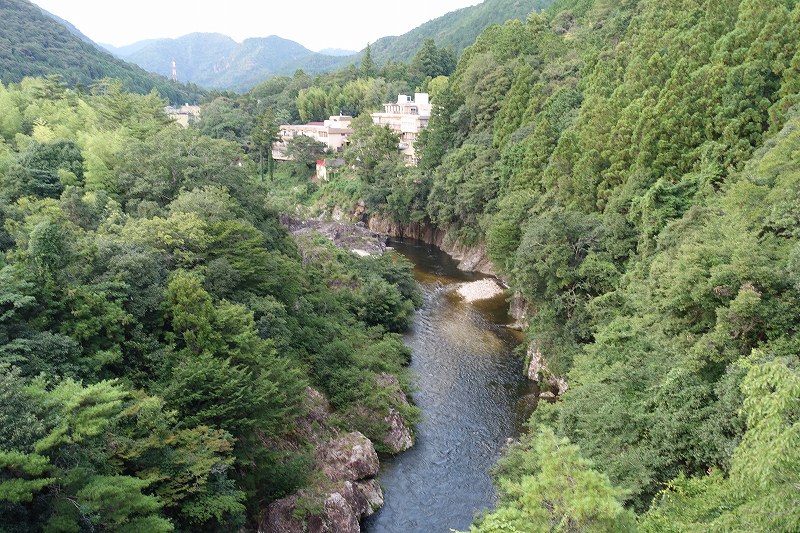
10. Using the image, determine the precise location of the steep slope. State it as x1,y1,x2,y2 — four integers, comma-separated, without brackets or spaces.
1,0,204,103
368,0,555,63
112,33,351,92
349,0,800,528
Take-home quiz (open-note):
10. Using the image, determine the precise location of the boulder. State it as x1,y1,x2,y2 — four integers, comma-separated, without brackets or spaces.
315,492,360,533
260,480,384,533
315,432,379,482
372,374,415,453
354,479,384,517
376,373,408,406
526,344,546,382
260,494,301,533
508,290,529,330
383,408,414,453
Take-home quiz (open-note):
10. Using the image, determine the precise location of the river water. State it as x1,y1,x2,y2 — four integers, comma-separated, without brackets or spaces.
364,239,537,533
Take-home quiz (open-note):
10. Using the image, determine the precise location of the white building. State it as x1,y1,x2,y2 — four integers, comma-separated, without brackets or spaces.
371,93,432,165
273,115,353,160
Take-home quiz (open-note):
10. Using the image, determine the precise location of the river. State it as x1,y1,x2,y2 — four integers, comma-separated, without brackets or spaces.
363,239,537,533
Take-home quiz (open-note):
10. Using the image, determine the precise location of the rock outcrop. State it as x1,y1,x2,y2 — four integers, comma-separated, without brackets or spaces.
508,291,530,330
261,433,383,533
315,432,379,482
367,216,496,276
383,408,414,453
526,343,568,397
375,373,414,453
283,215,388,257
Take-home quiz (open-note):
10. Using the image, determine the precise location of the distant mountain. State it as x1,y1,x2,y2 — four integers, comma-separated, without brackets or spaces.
109,33,353,92
100,39,161,58
318,48,357,57
368,0,556,64
2,0,204,103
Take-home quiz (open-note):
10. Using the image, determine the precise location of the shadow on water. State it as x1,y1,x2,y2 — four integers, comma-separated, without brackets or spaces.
364,239,537,533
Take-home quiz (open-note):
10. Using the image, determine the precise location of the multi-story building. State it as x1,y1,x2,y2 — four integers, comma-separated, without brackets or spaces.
371,93,432,165
164,104,201,127
273,115,353,160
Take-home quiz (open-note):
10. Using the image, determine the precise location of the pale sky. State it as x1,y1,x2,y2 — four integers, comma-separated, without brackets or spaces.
32,0,482,52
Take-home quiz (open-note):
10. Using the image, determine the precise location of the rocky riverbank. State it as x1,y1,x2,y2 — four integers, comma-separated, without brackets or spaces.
259,381,413,533
282,215,388,256
366,216,496,276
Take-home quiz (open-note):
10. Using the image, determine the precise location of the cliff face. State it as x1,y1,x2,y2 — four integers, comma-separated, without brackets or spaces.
367,216,496,276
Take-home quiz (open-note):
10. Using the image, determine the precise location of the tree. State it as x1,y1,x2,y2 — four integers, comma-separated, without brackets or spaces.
411,39,456,84
251,109,279,180
469,426,635,533
360,43,377,78
296,86,329,123
4,140,84,200
284,135,326,176
198,96,253,142
640,358,800,532
344,114,401,181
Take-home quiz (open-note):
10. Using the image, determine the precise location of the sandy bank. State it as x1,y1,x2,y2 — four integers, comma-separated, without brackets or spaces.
456,279,505,303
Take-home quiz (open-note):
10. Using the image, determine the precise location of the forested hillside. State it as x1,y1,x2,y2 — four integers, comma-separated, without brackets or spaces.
0,0,205,104
383,0,799,529
1,0,798,529
206,0,798,530
0,77,420,530
368,0,555,64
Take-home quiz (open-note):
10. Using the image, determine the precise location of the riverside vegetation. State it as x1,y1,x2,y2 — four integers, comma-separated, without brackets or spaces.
194,0,799,531
1,0,799,530
0,76,421,531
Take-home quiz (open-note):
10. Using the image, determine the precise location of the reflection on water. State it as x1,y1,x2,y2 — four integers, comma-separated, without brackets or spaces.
364,239,536,533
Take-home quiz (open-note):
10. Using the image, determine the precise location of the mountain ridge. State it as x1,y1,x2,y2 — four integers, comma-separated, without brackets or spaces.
103,0,556,92
106,33,351,92
2,0,204,103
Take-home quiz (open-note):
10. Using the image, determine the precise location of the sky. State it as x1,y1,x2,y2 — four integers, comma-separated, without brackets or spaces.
32,0,482,52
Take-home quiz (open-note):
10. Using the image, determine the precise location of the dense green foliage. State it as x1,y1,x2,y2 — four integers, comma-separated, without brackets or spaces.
401,0,799,529
368,0,556,65
0,79,420,531
3,0,799,529
0,0,205,104
468,427,636,532
238,0,800,529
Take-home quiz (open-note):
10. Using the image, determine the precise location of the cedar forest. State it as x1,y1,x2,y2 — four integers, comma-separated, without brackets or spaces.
0,0,798,531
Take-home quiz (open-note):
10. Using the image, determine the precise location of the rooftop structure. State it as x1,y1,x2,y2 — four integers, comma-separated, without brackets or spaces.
371,93,431,165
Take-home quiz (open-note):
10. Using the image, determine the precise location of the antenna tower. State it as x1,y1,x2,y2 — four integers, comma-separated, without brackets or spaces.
172,59,177,82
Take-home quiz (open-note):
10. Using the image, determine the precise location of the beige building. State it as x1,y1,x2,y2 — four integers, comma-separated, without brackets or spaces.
164,104,201,127
371,93,432,165
273,115,353,160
